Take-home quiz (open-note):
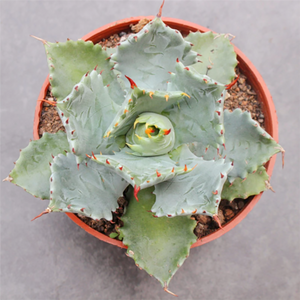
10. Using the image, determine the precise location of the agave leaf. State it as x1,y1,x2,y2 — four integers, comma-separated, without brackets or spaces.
8,131,69,199
104,46,117,57
185,31,238,84
190,109,283,183
166,61,226,149
44,39,124,103
112,17,197,90
121,186,197,289
222,166,269,201
56,70,125,164
92,148,193,191
104,86,187,138
152,145,233,217
48,153,128,220
125,112,175,156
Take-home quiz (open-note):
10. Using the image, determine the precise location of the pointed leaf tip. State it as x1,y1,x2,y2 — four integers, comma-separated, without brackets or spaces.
164,283,178,297
37,99,56,106
276,147,285,168
134,185,141,201
91,152,97,160
31,208,51,221
30,35,50,46
125,75,137,89
213,214,223,229
157,0,165,17
163,128,171,135
265,180,275,193
3,175,13,182
225,74,239,90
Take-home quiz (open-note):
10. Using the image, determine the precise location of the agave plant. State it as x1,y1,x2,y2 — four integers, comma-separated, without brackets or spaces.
4,2,284,295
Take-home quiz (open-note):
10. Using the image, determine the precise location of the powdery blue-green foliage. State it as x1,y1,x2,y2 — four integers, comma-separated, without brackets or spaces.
5,4,284,295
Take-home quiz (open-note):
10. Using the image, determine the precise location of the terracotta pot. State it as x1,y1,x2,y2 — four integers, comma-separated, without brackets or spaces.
33,16,279,249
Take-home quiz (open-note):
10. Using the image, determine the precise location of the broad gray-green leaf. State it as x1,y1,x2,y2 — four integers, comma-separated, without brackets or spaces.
104,86,187,138
166,61,226,149
121,186,197,289
49,153,128,220
112,17,197,90
92,148,193,192
222,166,269,201
190,109,283,183
185,31,238,84
44,39,124,103
8,131,69,199
152,145,233,217
56,70,125,164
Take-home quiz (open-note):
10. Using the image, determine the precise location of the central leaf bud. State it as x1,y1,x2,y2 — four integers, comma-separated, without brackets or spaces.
126,112,175,156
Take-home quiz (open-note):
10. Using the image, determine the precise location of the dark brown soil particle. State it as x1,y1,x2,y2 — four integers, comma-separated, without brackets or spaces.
38,21,265,241
98,33,121,48
38,86,64,137
192,197,252,239
77,196,128,237
224,69,265,130
130,18,151,33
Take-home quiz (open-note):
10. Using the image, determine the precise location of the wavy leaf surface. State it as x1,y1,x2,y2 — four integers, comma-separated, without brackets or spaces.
112,17,197,90
9,131,69,199
152,145,232,217
56,70,125,164
190,109,282,182
44,39,123,103
222,166,269,201
92,148,193,191
166,61,226,149
49,153,128,220
121,186,197,289
185,31,238,84
104,86,186,138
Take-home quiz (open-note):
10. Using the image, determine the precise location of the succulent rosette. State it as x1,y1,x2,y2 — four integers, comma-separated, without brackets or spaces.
5,6,284,294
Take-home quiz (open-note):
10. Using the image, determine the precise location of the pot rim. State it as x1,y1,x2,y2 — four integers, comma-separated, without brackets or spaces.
33,16,278,249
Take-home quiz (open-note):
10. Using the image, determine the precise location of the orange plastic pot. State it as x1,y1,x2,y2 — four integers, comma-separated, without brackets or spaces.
33,16,279,249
